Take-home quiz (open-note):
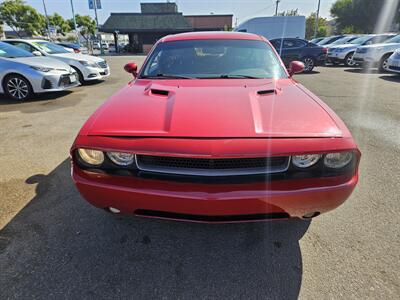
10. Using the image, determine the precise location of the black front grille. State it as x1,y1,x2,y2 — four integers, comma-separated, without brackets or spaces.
42,78,53,89
136,155,290,176
135,209,290,222
389,65,400,71
59,74,72,86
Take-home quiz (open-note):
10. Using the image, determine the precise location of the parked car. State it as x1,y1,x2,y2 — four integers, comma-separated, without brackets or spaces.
270,38,327,72
4,39,110,84
309,37,324,44
70,32,360,222
317,35,344,46
324,35,360,48
93,41,109,51
57,42,89,54
352,35,400,72
387,49,400,74
0,41,79,101
327,34,396,67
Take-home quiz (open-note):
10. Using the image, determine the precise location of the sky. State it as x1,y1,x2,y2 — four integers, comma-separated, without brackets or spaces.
16,0,337,25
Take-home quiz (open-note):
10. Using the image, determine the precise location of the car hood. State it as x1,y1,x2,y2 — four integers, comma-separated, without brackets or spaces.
85,79,343,138
51,52,104,63
10,56,72,70
335,44,359,49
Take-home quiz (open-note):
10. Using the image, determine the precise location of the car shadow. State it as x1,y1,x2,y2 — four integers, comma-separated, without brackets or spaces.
299,70,320,75
0,159,310,299
0,91,83,114
344,68,383,74
0,90,73,104
380,74,400,82
81,79,106,86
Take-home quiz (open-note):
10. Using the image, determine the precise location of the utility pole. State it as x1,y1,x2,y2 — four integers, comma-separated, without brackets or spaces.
93,0,104,55
314,0,321,38
70,0,80,46
275,0,281,16
41,0,51,40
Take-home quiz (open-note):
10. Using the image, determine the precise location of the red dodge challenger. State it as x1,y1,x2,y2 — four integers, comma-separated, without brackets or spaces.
71,32,360,223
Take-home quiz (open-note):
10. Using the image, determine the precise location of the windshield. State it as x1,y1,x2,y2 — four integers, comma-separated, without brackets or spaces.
0,42,34,58
32,41,69,54
318,36,337,45
141,39,287,79
331,36,356,45
310,38,321,43
350,36,373,44
385,35,400,43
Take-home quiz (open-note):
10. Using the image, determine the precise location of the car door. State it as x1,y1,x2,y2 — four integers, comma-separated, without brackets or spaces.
279,39,305,66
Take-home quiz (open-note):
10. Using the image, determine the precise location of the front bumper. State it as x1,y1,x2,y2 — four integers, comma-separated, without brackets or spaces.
35,72,80,93
82,66,111,81
327,51,348,61
352,53,379,66
70,136,360,222
388,57,400,73
72,165,358,222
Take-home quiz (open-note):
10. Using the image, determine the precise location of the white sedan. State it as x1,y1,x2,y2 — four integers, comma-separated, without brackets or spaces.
4,39,110,84
0,41,79,101
387,49,400,74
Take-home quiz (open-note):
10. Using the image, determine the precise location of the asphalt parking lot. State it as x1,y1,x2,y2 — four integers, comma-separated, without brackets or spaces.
0,56,399,299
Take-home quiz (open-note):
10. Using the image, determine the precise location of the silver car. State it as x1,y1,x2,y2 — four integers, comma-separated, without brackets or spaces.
0,41,79,101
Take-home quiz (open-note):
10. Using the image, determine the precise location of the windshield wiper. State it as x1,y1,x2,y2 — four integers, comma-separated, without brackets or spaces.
197,74,261,79
141,74,194,79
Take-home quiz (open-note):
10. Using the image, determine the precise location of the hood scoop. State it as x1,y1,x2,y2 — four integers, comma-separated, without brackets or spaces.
150,89,169,96
257,89,276,96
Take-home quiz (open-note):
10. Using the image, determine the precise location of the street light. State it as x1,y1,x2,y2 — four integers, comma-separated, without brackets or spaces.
70,0,80,46
314,0,321,38
41,0,51,40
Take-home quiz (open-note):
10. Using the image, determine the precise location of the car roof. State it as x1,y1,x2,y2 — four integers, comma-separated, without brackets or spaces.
5,39,47,43
161,31,265,43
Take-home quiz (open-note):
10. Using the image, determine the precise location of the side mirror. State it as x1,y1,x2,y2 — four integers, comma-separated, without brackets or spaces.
32,50,42,56
124,62,138,78
288,61,305,76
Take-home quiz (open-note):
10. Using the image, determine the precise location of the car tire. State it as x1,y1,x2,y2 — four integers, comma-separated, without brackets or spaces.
378,54,392,73
344,52,356,67
3,74,33,101
71,66,85,84
302,57,315,73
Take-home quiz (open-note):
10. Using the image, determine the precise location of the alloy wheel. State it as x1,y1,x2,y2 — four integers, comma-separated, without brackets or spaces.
6,77,29,100
346,55,356,67
303,58,314,72
382,59,389,71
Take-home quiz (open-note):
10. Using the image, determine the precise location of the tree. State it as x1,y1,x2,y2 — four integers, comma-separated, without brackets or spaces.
306,12,328,40
48,13,71,36
278,9,299,16
69,15,96,44
0,0,45,37
331,0,400,33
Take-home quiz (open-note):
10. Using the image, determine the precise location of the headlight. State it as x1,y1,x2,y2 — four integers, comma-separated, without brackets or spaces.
77,148,104,166
30,66,54,72
292,154,321,168
324,152,353,168
79,60,98,68
107,152,135,166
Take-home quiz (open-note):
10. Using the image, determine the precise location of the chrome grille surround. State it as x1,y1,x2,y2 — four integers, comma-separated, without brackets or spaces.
135,155,291,176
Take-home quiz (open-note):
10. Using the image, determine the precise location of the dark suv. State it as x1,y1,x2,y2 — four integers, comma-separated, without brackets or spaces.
270,38,328,72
